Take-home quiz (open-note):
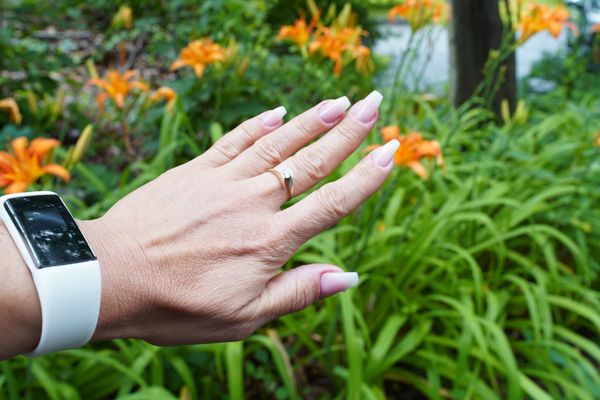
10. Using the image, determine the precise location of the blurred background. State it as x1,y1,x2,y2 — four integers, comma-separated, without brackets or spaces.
0,0,599,399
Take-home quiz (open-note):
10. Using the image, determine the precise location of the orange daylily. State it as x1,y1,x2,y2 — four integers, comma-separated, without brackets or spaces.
278,17,316,47
170,38,226,79
592,23,600,34
0,137,70,194
0,98,22,125
280,4,373,75
352,44,374,74
388,0,450,32
366,126,444,179
381,125,401,142
150,87,177,111
88,69,149,110
309,26,371,75
517,4,576,44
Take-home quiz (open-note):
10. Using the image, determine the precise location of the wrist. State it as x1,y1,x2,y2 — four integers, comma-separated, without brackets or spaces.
0,223,41,358
79,217,150,342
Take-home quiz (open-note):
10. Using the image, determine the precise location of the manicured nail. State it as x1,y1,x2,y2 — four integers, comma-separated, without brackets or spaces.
262,106,287,127
355,90,383,123
372,139,400,168
318,96,351,123
320,272,359,299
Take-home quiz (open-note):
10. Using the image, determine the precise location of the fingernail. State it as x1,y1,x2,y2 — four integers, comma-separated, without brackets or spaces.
320,272,359,299
262,106,287,127
372,139,400,168
354,90,383,123
318,96,351,123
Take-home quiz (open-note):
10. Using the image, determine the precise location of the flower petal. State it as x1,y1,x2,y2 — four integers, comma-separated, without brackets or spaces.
29,138,60,158
170,59,188,71
129,81,149,92
4,181,28,194
96,93,108,111
114,93,125,109
11,137,29,162
409,161,428,179
42,164,71,182
193,64,206,78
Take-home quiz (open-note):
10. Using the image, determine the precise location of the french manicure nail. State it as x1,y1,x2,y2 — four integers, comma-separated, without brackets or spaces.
355,90,383,123
372,139,400,168
262,106,287,127
320,272,359,299
318,96,351,123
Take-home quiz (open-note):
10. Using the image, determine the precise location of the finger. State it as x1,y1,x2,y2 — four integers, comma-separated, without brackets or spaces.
253,90,383,203
277,139,400,244
252,264,358,319
226,96,352,176
198,106,287,167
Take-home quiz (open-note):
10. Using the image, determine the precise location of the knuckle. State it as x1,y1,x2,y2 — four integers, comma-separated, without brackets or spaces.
213,138,239,161
297,149,329,182
355,163,374,189
316,183,351,220
255,139,284,166
229,220,292,263
289,279,317,313
236,121,256,144
258,228,291,262
335,121,362,145
294,116,317,141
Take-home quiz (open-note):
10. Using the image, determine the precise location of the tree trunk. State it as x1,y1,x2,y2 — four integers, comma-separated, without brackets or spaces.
450,0,516,115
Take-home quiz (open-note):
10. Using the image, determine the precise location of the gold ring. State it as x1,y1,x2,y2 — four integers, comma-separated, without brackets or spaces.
267,166,294,199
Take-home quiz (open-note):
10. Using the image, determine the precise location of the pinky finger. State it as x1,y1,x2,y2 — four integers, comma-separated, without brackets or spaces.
277,139,399,245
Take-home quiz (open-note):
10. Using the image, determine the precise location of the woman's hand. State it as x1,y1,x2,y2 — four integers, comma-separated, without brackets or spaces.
81,90,400,345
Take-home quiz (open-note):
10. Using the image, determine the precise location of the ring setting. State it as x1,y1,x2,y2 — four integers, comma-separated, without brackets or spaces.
268,166,294,199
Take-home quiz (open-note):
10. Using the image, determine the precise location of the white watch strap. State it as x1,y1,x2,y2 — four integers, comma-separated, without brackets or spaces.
0,191,102,357
29,261,101,356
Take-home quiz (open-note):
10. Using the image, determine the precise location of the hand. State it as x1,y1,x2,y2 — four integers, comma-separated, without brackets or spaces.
81,90,400,345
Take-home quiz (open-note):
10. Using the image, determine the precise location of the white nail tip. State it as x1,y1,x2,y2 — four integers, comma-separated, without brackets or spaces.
262,106,287,126
321,272,359,287
271,106,287,118
366,90,383,107
336,96,352,110
386,139,400,152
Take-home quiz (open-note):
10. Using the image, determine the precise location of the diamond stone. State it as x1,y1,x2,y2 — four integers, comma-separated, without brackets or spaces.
280,167,292,179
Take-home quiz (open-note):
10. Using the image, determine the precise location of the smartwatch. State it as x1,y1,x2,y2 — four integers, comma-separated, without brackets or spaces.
0,191,101,356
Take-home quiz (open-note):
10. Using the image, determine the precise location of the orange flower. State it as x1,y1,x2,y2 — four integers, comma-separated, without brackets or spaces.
309,26,371,75
0,98,22,125
352,45,374,74
170,38,226,79
0,137,70,194
278,17,315,47
517,4,576,44
88,69,149,110
150,87,177,111
381,125,401,142
592,23,600,34
366,126,444,179
388,0,450,32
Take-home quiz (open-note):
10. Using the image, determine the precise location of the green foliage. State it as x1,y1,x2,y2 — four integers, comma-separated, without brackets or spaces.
1,0,599,399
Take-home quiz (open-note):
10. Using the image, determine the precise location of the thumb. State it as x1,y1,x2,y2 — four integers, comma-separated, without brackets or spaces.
255,264,359,319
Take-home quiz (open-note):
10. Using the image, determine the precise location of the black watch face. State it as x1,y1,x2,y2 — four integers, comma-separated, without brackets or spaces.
4,194,96,268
